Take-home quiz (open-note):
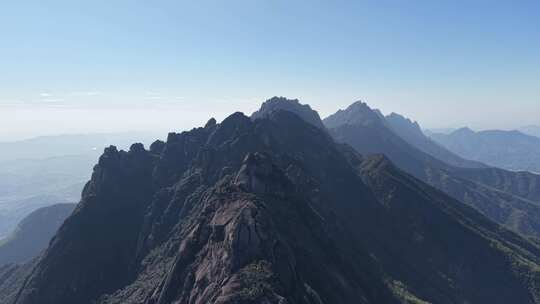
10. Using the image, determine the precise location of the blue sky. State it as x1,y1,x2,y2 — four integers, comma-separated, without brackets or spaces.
1,0,539,140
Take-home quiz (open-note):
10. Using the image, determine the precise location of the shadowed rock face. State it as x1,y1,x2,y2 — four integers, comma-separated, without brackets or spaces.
325,102,540,239
5,110,540,304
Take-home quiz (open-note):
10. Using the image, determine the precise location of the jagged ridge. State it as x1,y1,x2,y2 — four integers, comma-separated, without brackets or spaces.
3,106,540,304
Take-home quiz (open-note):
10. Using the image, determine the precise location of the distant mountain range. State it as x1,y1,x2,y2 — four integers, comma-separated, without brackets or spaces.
430,127,540,173
322,101,540,239
384,113,486,169
0,203,75,266
520,125,540,138
1,98,540,303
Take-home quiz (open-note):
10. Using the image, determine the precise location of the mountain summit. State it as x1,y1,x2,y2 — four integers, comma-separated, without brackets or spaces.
323,101,385,129
251,96,325,130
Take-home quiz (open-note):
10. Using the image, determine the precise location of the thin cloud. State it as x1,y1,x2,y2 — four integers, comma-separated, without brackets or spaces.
69,91,102,97
41,98,65,103
0,99,26,106
146,96,163,100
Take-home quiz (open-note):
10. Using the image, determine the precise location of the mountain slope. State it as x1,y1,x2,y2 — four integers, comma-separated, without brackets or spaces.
382,113,540,203
0,203,75,266
430,128,540,173
0,195,75,240
385,113,486,169
4,110,540,303
324,102,540,239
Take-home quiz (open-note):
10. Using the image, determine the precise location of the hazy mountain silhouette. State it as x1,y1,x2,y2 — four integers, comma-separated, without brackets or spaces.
520,125,540,139
430,128,540,173
0,203,75,266
2,103,540,303
385,113,486,169
0,196,72,240
424,128,456,135
324,101,540,239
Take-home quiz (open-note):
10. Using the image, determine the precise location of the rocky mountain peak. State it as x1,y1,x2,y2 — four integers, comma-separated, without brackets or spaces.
204,117,217,128
149,140,165,154
129,143,146,153
384,112,425,140
323,101,386,129
452,127,475,136
251,96,325,130
385,112,422,132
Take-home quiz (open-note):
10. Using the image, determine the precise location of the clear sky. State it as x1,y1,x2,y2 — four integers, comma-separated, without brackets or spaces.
1,0,539,141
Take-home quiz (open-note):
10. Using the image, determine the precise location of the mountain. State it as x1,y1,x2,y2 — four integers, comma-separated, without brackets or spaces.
520,125,540,138
0,203,75,266
430,128,540,173
323,101,385,129
324,102,540,239
251,96,325,130
384,113,486,169
0,132,161,239
2,109,540,303
0,155,92,239
0,196,72,240
424,128,456,135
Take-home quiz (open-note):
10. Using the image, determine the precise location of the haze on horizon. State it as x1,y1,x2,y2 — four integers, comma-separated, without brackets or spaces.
1,0,539,141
